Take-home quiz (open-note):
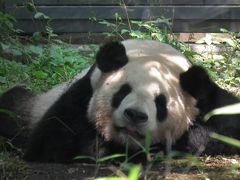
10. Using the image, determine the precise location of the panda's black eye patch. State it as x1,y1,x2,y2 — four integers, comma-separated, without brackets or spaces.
112,84,132,108
155,94,167,121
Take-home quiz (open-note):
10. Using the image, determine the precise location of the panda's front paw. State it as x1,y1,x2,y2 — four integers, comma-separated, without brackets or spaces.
180,66,214,99
187,124,210,154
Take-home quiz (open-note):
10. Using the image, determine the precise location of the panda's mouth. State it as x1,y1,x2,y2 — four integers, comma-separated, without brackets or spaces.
115,126,145,139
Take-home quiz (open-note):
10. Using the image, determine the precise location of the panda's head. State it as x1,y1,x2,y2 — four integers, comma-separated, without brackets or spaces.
88,39,198,149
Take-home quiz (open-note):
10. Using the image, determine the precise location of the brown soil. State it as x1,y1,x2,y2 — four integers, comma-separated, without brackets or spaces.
1,156,240,180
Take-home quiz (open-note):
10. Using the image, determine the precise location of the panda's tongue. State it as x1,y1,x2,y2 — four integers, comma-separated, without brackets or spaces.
126,127,144,138
115,126,144,138
126,127,138,133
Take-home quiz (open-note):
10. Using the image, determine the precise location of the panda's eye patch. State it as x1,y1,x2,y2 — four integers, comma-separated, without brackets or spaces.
155,94,167,121
112,84,132,108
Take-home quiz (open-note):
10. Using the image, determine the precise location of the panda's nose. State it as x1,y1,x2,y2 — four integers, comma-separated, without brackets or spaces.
124,108,148,123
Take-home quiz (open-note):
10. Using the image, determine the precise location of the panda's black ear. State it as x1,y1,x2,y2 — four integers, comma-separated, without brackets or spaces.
96,41,128,72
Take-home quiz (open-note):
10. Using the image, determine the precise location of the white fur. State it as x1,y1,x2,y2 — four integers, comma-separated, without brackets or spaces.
88,39,198,148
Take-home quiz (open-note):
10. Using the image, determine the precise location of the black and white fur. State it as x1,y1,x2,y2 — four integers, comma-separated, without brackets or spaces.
176,66,240,155
0,39,239,163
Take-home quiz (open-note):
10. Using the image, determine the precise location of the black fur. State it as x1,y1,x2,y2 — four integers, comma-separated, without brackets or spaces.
176,66,240,155
0,86,34,148
155,94,168,121
96,41,128,72
111,83,132,108
180,66,239,114
24,66,97,162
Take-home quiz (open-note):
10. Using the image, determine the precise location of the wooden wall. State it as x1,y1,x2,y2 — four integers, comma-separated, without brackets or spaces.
3,0,240,33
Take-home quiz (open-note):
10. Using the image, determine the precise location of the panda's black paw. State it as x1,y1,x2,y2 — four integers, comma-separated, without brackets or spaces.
96,41,128,72
187,124,210,154
179,66,214,99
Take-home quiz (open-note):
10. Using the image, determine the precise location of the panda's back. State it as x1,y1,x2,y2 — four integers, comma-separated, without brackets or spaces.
122,39,192,72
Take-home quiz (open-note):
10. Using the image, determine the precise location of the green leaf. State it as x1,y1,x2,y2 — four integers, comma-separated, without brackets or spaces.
210,132,240,148
0,109,16,118
25,2,35,12
99,20,116,28
128,165,141,180
97,154,126,163
121,29,129,35
220,28,229,33
53,39,64,44
8,46,23,56
32,32,42,42
34,12,50,20
0,76,6,83
0,43,9,50
96,165,141,180
204,103,240,122
28,45,43,55
73,155,96,162
130,30,144,38
33,70,48,80
145,130,152,154
225,38,236,47
129,136,146,152
15,29,24,34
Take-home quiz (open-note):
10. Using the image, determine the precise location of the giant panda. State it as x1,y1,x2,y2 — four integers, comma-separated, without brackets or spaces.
0,39,239,163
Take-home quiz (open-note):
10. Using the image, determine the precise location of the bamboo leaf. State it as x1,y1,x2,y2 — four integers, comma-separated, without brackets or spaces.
0,109,16,118
204,103,240,122
97,154,126,163
128,165,141,180
73,155,96,162
210,132,240,148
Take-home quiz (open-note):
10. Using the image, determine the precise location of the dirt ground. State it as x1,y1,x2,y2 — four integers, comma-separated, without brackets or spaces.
1,156,240,180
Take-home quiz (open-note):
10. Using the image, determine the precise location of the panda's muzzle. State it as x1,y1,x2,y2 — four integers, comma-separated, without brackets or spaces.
114,108,148,139
115,126,145,139
124,108,148,124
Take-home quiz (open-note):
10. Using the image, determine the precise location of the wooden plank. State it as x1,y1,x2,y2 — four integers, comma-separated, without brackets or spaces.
173,20,240,32
5,0,205,6
15,19,240,33
6,0,240,6
6,6,240,20
207,0,240,4
0,2,5,11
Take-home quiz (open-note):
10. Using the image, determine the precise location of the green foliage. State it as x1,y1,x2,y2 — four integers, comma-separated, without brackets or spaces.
194,30,240,92
0,152,25,177
0,11,20,42
98,15,190,54
0,44,95,93
25,2,57,42
0,5,96,94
